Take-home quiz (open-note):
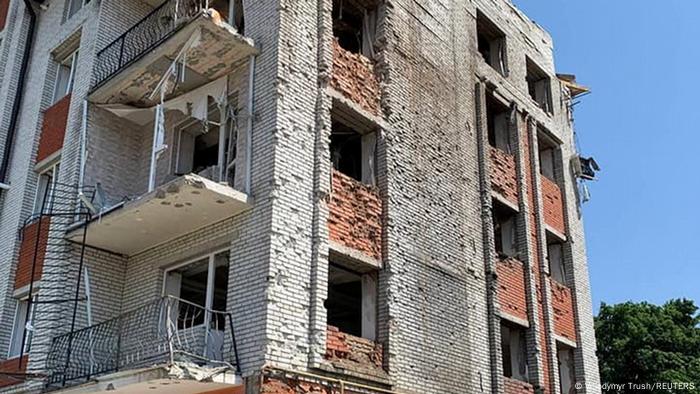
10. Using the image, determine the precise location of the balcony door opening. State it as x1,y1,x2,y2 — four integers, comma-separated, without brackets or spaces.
210,0,245,34
325,263,377,341
163,250,230,359
332,0,378,58
330,118,377,186
173,96,239,186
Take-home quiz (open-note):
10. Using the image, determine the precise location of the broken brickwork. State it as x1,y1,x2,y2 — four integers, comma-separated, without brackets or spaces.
550,279,577,343
490,146,519,206
330,40,381,116
496,257,528,322
0,356,27,388
541,176,565,235
328,170,382,260
325,326,386,381
504,377,535,394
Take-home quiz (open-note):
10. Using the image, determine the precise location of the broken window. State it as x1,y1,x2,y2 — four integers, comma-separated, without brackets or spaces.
174,95,239,185
538,130,557,181
501,321,529,382
477,11,507,76
526,57,552,113
547,237,566,285
493,201,518,259
557,344,576,394
333,0,378,58
326,263,377,340
330,118,377,185
487,94,511,153
53,50,78,104
210,0,245,34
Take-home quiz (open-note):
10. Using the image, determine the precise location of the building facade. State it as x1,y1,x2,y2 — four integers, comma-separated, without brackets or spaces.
0,0,601,393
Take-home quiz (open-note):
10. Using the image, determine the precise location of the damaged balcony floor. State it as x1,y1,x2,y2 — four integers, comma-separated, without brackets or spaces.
67,175,252,256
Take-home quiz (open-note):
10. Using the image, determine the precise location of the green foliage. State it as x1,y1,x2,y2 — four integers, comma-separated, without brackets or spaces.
595,299,700,393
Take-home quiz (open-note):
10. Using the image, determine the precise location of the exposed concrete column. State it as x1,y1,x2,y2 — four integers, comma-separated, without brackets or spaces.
512,112,546,391
474,80,503,394
527,118,561,394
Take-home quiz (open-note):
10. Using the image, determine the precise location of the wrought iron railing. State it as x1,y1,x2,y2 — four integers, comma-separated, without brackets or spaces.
45,296,240,389
92,0,211,90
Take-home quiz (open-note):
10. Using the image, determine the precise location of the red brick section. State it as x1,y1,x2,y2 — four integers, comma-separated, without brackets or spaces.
328,170,382,260
540,176,565,235
550,278,577,343
201,386,245,394
36,94,71,164
522,117,552,394
261,376,353,394
496,257,528,322
15,218,50,290
330,40,381,116
504,377,535,394
325,326,385,379
0,0,9,31
490,146,519,206
0,356,28,388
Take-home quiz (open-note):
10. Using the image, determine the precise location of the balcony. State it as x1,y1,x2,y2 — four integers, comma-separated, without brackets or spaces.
45,296,242,392
328,170,382,263
68,174,251,255
90,0,257,107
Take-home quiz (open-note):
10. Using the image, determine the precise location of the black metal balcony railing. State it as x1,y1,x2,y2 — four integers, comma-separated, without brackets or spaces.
93,0,210,90
45,296,240,389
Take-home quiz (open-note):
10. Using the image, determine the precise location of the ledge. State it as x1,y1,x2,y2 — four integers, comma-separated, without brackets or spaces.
67,174,252,256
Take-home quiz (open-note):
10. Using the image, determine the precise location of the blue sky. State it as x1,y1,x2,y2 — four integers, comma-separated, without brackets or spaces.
512,1,700,313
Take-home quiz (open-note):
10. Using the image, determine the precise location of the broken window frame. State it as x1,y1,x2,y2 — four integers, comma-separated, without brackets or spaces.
547,240,567,286
537,129,559,182
332,0,379,58
476,10,508,76
526,57,553,114
501,321,529,382
172,94,240,185
330,118,378,187
326,263,378,341
486,94,512,154
493,201,518,259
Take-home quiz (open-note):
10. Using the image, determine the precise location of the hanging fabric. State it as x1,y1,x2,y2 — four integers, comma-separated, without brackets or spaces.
362,9,377,58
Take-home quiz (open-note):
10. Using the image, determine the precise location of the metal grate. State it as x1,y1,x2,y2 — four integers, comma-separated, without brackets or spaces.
92,0,209,90
45,296,240,389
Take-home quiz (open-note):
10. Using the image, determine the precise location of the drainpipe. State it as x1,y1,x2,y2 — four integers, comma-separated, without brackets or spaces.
0,0,38,189
244,54,255,195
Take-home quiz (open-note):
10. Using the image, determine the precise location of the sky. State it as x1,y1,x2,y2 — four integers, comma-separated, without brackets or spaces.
511,0,700,313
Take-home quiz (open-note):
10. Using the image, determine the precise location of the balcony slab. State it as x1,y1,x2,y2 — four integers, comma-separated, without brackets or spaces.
68,174,251,256
90,13,257,107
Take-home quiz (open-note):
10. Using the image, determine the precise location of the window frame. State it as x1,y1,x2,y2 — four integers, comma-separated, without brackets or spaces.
32,162,60,215
51,50,79,104
476,10,508,76
8,296,37,359
65,0,90,21
161,248,231,312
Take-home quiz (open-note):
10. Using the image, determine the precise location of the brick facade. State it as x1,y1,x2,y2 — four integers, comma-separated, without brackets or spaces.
496,257,528,322
0,356,27,388
491,146,519,206
0,0,9,32
328,170,382,260
541,176,565,235
36,94,71,164
15,218,49,290
550,279,577,343
504,377,535,394
330,41,381,116
0,0,601,393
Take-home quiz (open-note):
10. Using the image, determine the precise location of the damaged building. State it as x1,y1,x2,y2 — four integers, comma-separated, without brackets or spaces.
0,0,600,393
